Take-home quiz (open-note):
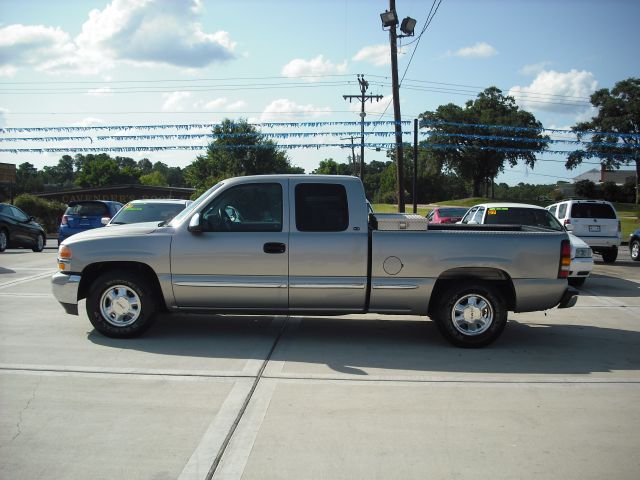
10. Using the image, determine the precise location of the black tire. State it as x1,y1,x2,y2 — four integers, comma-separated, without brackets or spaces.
568,277,586,287
434,282,508,348
86,271,157,338
601,247,618,263
32,233,45,252
630,240,640,262
0,228,7,252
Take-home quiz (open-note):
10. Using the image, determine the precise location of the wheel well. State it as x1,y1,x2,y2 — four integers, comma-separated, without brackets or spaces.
78,262,167,311
428,268,516,315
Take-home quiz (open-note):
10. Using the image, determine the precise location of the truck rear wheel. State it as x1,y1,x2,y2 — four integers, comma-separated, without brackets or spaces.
434,282,507,348
86,271,157,338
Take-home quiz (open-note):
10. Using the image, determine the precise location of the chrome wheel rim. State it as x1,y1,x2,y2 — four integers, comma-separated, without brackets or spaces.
632,242,639,259
0,231,6,250
36,235,43,250
99,284,141,327
451,293,494,336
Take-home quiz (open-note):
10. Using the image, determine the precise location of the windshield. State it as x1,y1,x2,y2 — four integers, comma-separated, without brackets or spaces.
169,182,223,226
484,207,564,231
110,202,187,225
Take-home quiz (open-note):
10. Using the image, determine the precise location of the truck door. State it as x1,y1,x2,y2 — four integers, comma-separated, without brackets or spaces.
288,179,369,312
170,180,289,310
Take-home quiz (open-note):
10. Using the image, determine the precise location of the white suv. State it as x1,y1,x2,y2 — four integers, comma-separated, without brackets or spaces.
546,200,621,263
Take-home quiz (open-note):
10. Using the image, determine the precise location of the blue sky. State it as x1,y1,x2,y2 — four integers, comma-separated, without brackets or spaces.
1,0,639,186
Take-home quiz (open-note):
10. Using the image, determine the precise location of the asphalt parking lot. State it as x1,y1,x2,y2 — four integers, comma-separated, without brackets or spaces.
1,247,639,479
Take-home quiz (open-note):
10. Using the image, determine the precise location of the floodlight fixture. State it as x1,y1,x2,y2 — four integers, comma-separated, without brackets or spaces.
380,10,398,29
400,17,417,36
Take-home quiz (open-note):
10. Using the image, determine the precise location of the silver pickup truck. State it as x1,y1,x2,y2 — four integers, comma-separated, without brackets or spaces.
52,175,577,347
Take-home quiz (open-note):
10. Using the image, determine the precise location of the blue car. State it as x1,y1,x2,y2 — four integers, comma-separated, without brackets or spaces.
58,200,123,245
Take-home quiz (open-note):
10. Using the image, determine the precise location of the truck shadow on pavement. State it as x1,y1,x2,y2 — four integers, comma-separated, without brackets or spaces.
88,313,640,376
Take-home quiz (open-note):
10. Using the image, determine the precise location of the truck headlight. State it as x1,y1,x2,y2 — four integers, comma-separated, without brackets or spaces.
575,247,592,258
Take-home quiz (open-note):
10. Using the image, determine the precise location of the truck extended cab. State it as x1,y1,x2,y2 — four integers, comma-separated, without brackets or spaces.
52,175,577,347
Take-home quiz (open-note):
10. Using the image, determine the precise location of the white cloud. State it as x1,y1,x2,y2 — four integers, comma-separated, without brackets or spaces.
281,55,347,81
259,99,331,122
353,45,389,67
519,61,552,76
196,98,228,110
448,42,498,58
194,98,248,112
509,69,597,114
0,24,79,74
226,100,247,111
162,91,192,111
86,87,113,96
0,0,237,75
73,117,105,127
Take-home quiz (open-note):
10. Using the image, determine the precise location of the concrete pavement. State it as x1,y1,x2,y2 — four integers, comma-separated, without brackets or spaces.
1,249,639,479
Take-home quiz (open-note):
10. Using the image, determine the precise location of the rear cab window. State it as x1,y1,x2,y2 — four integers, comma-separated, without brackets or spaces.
295,183,349,232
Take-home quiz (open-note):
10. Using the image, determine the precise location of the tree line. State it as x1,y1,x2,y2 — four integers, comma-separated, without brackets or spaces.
5,78,639,204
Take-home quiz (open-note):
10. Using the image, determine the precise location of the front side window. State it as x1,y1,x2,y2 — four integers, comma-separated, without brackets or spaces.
461,207,477,224
557,203,567,219
472,207,485,224
200,183,282,232
295,183,349,232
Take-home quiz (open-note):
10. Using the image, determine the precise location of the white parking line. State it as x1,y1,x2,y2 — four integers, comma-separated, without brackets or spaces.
178,379,254,480
0,271,56,289
212,379,277,480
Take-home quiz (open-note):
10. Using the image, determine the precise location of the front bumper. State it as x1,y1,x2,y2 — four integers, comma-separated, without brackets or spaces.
51,272,81,315
557,287,579,309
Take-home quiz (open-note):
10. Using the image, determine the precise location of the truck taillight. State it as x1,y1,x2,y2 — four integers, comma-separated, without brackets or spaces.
563,219,571,226
61,215,69,225
558,239,571,279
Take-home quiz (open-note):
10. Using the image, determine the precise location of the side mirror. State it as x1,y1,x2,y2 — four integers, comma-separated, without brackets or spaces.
101,217,110,226
188,213,202,233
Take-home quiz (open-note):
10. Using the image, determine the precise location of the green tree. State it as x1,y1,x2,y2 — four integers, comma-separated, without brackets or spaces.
420,87,548,197
74,154,141,187
16,162,44,194
575,179,597,199
313,158,339,175
184,118,300,194
42,155,75,188
139,171,168,186
566,77,640,203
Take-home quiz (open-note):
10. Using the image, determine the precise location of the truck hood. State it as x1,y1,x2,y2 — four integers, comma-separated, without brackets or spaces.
63,222,166,244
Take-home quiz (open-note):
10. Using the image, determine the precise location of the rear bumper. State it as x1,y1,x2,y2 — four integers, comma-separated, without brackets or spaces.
579,236,621,249
557,287,579,309
51,272,81,315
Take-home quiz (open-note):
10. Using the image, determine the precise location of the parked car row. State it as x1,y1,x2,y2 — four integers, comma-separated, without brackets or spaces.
0,198,193,253
58,199,191,245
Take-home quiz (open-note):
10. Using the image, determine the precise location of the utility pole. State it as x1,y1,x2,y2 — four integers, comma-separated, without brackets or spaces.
389,0,404,212
381,1,415,212
343,75,382,179
340,136,358,175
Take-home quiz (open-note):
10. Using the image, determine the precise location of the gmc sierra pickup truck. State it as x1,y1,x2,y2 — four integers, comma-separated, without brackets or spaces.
52,175,577,347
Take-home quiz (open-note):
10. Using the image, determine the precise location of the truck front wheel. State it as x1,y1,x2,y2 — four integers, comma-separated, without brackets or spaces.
86,271,157,338
434,283,507,348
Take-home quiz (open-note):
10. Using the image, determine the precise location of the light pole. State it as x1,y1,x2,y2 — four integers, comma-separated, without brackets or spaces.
381,2,416,212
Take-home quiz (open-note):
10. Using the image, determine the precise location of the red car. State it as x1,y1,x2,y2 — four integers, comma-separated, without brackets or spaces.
426,207,469,224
